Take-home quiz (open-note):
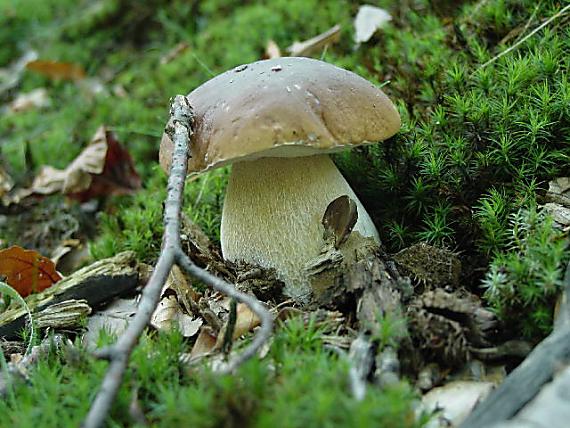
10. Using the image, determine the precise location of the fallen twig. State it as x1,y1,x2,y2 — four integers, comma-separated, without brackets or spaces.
460,261,570,427
478,4,570,70
347,334,374,401
83,95,273,428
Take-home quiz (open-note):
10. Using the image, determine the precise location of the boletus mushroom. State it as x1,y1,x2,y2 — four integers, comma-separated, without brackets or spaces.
160,57,400,298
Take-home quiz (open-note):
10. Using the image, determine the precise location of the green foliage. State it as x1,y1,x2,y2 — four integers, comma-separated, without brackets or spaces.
2,0,570,421
0,322,423,427
474,188,512,256
335,0,570,260
482,208,569,338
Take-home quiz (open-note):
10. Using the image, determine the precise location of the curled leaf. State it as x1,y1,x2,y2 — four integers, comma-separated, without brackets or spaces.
27,126,141,201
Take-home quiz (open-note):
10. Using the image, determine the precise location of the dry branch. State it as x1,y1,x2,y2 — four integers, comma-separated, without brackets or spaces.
83,96,273,428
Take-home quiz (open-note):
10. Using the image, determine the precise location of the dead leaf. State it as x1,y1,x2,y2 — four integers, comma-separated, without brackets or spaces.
322,195,358,248
6,88,51,113
354,5,392,44
150,265,203,337
189,326,218,360
421,381,495,426
83,297,138,350
215,302,262,349
0,50,38,97
264,40,282,59
28,126,141,201
151,295,203,337
26,60,86,81
50,239,90,275
287,24,341,57
233,303,261,339
0,246,62,297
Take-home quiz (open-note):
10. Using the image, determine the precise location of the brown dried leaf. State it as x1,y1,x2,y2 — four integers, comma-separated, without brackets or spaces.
0,246,62,297
190,327,218,360
421,381,495,427
322,195,358,248
26,60,86,81
83,298,138,350
27,126,141,201
233,303,261,339
151,295,202,337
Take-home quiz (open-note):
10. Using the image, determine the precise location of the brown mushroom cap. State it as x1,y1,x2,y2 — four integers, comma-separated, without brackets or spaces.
159,57,400,174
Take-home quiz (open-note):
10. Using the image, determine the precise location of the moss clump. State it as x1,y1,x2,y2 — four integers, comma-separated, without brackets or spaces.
336,0,569,257
482,208,569,338
0,320,423,428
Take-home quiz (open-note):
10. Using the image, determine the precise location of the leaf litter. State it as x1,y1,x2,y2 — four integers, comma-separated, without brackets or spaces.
0,246,62,297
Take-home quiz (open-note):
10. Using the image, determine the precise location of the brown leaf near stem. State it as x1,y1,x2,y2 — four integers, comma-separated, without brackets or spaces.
233,303,261,339
26,60,86,81
0,246,62,297
215,302,261,349
190,326,218,360
322,195,358,248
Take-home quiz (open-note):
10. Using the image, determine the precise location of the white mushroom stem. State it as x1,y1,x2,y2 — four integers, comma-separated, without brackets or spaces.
221,154,379,297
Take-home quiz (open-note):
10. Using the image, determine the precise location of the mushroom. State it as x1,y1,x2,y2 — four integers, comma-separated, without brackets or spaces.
160,57,400,298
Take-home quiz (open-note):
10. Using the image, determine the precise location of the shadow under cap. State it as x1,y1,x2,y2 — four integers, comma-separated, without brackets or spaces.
159,57,401,174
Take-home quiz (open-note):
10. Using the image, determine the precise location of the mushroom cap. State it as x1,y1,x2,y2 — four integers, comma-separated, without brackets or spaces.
159,57,400,174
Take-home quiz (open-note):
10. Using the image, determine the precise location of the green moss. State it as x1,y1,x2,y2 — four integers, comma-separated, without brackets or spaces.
2,0,570,421
482,208,569,338
0,321,423,428
91,166,227,262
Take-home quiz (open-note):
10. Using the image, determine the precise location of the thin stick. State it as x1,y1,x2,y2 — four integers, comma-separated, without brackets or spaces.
479,4,570,70
222,299,238,355
177,251,273,373
83,95,273,428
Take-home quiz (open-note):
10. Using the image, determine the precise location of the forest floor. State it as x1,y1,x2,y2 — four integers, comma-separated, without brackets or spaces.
0,0,569,426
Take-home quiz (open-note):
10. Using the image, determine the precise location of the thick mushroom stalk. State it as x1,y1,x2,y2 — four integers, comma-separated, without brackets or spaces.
221,154,379,297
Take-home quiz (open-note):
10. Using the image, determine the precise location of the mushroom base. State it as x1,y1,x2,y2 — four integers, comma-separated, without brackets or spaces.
221,154,379,299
